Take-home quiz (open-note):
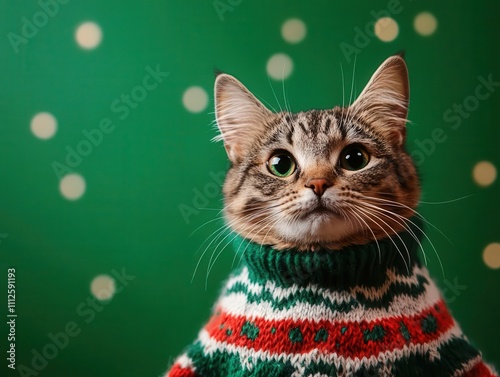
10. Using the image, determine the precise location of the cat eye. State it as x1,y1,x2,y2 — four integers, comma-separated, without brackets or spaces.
339,145,370,171
267,151,296,178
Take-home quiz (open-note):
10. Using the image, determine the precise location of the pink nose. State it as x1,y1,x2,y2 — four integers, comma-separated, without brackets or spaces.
305,178,332,196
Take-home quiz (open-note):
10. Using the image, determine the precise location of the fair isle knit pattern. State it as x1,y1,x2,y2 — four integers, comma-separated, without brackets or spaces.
166,223,498,377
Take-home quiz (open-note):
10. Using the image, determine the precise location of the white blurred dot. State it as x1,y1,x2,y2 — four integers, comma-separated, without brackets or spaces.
414,12,438,36
266,53,294,81
30,112,57,140
75,22,102,49
483,243,500,269
281,18,307,44
60,174,86,201
473,161,497,187
90,275,116,301
182,86,208,113
374,17,399,42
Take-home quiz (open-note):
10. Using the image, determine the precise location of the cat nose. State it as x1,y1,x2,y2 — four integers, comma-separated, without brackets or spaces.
305,178,332,196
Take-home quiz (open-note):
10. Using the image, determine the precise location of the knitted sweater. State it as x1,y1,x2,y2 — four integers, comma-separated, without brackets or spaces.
166,223,498,377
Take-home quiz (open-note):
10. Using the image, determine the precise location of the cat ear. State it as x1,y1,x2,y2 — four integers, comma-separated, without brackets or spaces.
349,54,409,146
214,74,273,163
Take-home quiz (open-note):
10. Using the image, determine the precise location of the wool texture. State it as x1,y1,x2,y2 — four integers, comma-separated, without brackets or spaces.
165,222,498,377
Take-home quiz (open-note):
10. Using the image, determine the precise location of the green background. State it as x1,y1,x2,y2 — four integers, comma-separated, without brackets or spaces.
1,0,499,376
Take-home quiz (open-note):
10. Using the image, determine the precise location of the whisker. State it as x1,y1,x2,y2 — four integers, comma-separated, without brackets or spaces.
261,212,287,249
282,66,292,114
361,193,453,245
192,203,281,283
348,54,357,107
340,62,346,125
348,208,382,264
355,201,428,266
266,75,283,113
419,194,475,205
354,206,410,274
191,224,230,284
205,200,296,285
229,211,281,269
234,210,288,267
205,229,241,289
189,216,225,238
353,197,445,278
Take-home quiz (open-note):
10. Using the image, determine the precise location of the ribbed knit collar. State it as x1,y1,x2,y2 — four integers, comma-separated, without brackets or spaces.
233,218,423,290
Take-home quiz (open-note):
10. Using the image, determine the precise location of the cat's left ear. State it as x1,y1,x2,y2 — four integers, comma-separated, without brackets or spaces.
349,54,409,147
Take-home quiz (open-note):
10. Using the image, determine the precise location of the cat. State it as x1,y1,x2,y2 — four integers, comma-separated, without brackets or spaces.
165,54,498,377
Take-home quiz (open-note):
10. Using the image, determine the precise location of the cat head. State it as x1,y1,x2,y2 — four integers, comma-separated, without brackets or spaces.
214,54,420,251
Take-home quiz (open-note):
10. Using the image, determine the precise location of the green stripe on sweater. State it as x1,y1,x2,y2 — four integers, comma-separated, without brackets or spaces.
224,273,429,311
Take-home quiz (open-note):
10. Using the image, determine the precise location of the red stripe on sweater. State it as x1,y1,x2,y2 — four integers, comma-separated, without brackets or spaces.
166,363,196,377
205,299,454,359
463,361,498,377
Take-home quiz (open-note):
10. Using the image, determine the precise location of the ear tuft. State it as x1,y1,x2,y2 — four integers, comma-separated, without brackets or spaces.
214,68,225,78
395,50,406,59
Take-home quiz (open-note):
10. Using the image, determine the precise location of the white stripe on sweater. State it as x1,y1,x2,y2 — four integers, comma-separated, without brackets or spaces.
217,270,442,323
166,353,195,377
452,355,498,377
452,355,482,377
217,286,441,323
176,353,193,369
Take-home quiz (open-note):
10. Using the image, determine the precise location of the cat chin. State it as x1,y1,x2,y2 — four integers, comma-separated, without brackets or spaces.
274,214,356,248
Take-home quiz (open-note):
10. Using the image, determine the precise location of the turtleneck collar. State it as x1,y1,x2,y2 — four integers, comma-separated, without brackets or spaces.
232,218,423,289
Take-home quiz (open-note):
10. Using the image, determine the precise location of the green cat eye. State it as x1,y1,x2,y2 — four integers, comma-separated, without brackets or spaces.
267,151,296,177
339,145,370,171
